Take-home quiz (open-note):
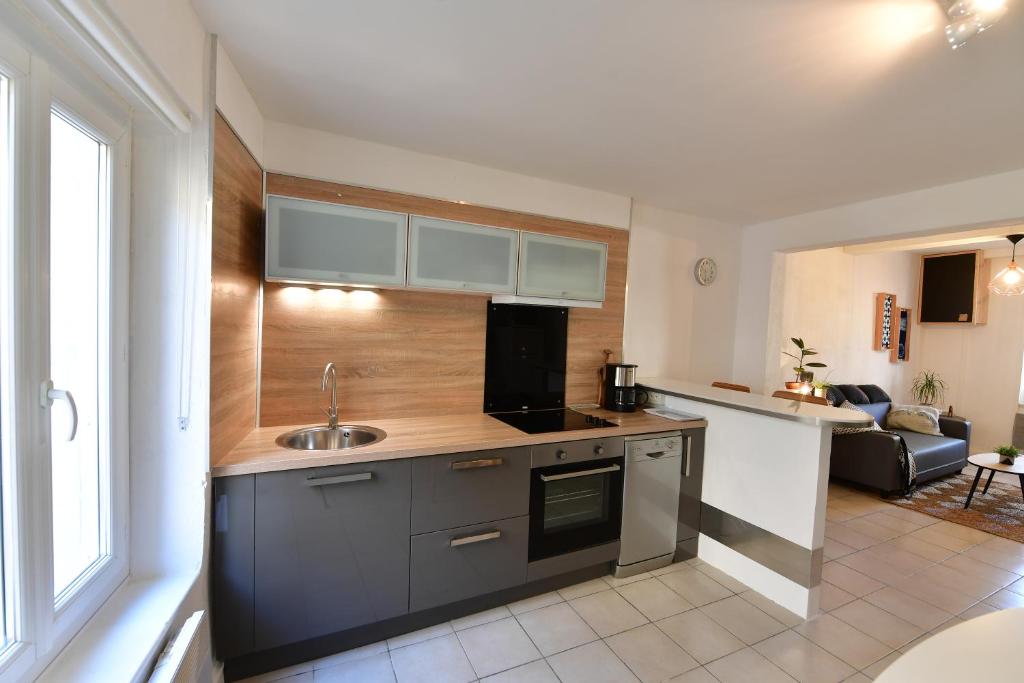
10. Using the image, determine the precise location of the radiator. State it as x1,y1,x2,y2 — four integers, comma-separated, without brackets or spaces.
148,610,212,683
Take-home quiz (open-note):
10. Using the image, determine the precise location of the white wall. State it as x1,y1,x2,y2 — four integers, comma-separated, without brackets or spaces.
106,0,207,116
263,120,633,229
775,248,919,400
915,251,1024,452
734,168,1024,392
623,202,741,382
215,41,264,164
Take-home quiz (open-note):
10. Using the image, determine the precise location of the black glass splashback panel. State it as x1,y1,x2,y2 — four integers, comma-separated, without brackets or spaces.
484,303,568,412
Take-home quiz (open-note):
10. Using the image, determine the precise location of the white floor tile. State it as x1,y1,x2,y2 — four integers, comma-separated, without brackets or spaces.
655,609,745,664
705,647,796,683
515,602,598,656
313,652,395,683
479,659,559,683
310,642,388,670
569,589,648,637
557,578,610,601
605,623,700,683
389,633,476,683
507,591,563,615
617,577,695,621
456,617,541,678
546,640,640,683
451,605,512,631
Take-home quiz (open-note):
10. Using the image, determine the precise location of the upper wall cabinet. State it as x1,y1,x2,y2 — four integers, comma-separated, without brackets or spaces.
517,233,607,301
266,195,408,287
408,216,518,294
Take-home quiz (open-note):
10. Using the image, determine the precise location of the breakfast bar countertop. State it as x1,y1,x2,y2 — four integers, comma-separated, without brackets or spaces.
212,408,705,477
638,376,873,427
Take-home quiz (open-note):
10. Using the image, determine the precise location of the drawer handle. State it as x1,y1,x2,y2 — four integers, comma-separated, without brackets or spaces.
449,530,501,547
451,457,504,471
304,472,373,487
540,464,620,482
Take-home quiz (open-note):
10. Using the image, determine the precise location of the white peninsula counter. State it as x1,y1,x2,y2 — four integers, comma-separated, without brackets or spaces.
639,377,872,618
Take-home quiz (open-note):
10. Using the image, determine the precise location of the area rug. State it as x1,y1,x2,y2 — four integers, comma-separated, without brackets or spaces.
889,472,1024,544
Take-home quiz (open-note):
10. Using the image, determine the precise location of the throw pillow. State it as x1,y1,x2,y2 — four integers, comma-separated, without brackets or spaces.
833,400,883,434
835,384,870,404
886,404,942,436
858,384,892,404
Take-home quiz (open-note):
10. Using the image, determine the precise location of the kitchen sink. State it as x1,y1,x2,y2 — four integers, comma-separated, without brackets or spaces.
276,425,386,451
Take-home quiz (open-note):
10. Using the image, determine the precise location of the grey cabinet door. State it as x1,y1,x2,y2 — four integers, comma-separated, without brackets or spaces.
254,460,411,650
212,474,256,659
409,516,529,612
678,428,705,544
410,447,530,535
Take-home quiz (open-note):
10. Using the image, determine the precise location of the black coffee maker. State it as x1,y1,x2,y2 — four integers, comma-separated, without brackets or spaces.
603,363,646,412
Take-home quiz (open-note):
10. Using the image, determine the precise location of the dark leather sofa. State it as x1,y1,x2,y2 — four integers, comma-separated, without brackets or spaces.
826,384,971,497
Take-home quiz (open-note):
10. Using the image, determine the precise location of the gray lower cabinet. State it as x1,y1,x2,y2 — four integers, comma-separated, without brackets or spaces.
253,460,412,650
409,515,529,612
677,427,705,553
212,474,256,660
410,447,530,534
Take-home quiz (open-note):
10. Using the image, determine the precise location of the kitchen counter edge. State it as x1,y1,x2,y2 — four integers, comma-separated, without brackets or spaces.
212,410,706,478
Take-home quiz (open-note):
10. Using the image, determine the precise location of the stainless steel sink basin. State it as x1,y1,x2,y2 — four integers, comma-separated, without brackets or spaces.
276,425,386,451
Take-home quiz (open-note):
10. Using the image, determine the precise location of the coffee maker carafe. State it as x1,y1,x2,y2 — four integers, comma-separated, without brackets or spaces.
603,363,645,412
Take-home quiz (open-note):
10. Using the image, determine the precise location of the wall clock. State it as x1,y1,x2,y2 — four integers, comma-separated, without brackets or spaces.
694,257,717,286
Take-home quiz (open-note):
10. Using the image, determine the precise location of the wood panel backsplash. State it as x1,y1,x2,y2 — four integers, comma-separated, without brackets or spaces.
210,113,263,461
258,174,629,427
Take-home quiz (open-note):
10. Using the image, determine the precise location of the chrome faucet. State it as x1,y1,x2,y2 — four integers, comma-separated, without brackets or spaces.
321,362,338,429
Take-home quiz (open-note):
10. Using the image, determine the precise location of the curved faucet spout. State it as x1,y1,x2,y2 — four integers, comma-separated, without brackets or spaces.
321,362,338,429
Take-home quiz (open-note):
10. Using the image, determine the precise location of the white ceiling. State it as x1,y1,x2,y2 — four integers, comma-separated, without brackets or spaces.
193,0,1024,224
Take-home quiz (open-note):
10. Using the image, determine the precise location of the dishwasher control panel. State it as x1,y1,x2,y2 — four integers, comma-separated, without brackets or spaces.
625,432,684,462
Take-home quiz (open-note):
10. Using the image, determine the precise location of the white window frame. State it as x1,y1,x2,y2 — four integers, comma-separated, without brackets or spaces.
0,27,130,682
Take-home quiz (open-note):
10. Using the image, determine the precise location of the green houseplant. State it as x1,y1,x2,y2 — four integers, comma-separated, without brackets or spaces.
911,370,947,407
782,337,827,384
995,445,1020,466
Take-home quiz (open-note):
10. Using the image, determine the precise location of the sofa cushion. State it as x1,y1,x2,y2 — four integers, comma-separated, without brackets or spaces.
835,384,870,404
897,430,967,474
860,402,891,425
887,405,942,436
825,386,847,407
859,385,892,403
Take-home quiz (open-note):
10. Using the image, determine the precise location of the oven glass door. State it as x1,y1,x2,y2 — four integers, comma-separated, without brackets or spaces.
529,457,624,561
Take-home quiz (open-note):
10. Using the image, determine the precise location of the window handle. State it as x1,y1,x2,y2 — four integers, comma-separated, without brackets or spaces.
40,380,78,442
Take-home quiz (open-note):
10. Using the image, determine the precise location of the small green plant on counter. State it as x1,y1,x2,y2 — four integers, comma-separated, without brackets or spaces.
911,370,946,406
782,337,827,382
995,445,1020,465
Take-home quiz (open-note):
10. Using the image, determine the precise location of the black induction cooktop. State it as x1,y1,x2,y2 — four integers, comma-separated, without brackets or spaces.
489,408,614,434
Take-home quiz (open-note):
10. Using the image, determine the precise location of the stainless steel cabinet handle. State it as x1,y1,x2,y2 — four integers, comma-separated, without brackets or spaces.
451,457,504,471
449,530,501,547
540,464,620,482
304,472,373,487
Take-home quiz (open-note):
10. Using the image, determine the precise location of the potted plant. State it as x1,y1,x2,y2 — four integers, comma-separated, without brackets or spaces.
911,370,947,407
995,445,1019,466
782,338,827,388
811,379,832,400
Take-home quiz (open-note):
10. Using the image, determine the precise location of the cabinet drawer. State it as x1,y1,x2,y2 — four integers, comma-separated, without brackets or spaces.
411,447,530,534
253,460,411,650
410,516,529,612
532,436,624,468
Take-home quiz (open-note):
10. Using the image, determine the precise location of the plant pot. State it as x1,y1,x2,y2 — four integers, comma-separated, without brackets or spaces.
798,370,814,383
785,381,803,390
813,387,827,398
1000,454,1018,466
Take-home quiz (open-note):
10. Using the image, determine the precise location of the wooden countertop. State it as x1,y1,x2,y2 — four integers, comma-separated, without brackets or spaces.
212,408,705,477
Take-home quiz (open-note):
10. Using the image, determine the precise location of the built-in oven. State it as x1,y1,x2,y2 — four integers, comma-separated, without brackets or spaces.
528,437,625,562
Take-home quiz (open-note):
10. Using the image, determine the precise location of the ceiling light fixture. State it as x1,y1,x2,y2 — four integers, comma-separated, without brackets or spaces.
988,234,1024,295
942,0,1009,49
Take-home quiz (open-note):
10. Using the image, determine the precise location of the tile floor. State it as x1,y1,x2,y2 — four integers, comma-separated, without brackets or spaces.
239,482,1024,683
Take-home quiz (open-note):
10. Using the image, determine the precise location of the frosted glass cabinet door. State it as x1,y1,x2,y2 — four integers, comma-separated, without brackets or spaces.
408,216,518,293
517,232,608,301
266,195,408,286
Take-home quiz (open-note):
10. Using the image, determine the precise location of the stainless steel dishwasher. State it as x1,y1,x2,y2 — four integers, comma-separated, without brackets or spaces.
614,432,685,578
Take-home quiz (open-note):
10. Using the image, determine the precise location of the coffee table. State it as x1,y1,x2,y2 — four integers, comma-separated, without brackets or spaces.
964,452,1024,509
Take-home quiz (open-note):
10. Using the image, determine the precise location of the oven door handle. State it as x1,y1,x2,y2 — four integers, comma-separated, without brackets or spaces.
539,464,621,482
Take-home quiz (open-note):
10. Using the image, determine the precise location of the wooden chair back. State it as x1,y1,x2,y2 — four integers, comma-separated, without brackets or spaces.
711,381,751,393
772,390,828,405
